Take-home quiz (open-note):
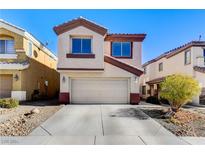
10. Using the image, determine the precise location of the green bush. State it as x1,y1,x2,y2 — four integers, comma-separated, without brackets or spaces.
0,98,19,108
146,96,160,104
160,74,201,112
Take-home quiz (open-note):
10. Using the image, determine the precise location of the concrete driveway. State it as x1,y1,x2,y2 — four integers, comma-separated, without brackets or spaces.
24,105,190,144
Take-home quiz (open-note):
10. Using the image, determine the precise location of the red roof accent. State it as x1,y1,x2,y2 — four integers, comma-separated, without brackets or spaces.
53,17,107,36
105,33,146,42
146,77,165,85
104,55,143,76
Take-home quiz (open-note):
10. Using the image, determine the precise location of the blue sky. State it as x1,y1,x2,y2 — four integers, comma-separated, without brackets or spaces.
1,9,205,63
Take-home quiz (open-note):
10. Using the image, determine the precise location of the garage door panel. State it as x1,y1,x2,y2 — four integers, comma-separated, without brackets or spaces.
71,78,128,104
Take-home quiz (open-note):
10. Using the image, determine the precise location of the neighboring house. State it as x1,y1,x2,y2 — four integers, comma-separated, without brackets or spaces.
53,17,146,104
140,41,205,105
0,19,59,101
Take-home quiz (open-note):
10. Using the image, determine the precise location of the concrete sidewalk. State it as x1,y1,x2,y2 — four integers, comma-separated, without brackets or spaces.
1,105,204,145
1,135,205,145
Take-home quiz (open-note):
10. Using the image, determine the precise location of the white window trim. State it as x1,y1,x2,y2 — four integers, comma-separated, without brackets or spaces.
28,41,33,57
0,63,29,70
0,53,17,59
70,36,93,54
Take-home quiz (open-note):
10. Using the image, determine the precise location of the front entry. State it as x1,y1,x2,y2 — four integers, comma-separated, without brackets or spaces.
0,74,12,98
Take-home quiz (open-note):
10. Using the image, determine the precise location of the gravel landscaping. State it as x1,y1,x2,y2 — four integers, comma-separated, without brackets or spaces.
141,106,205,137
0,100,63,136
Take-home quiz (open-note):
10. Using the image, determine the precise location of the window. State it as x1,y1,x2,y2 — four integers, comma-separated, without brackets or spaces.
111,42,131,57
71,38,92,54
142,86,146,95
184,50,191,65
204,49,205,57
159,62,163,72
28,42,33,56
203,49,205,64
0,40,15,54
144,67,147,74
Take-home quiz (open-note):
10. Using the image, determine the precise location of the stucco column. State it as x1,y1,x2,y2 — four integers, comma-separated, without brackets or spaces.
130,76,140,105
192,95,200,105
59,73,70,104
11,71,26,101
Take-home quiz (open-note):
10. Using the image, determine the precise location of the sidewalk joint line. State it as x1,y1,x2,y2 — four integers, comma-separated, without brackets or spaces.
94,136,96,145
40,126,52,136
138,136,147,145
179,137,192,145
100,105,105,136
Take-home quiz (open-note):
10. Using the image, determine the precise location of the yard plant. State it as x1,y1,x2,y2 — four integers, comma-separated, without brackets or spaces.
160,74,201,113
0,98,19,108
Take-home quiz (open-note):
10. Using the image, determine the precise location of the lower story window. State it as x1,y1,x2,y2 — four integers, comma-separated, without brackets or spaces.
142,86,146,95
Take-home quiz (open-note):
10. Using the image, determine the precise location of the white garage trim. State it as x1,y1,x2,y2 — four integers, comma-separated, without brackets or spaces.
70,77,130,104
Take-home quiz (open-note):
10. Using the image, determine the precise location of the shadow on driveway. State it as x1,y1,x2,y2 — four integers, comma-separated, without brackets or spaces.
109,108,149,120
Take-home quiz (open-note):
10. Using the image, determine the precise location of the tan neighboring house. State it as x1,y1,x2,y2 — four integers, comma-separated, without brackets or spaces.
140,41,205,105
0,19,59,101
53,17,146,104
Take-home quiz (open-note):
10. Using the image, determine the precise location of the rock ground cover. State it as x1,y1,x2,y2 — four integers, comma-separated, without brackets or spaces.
0,101,62,136
141,106,205,137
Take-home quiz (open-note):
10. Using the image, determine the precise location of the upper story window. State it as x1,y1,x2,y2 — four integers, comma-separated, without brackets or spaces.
184,50,191,65
159,62,163,72
71,37,92,54
111,42,132,58
28,42,33,57
0,40,15,54
144,67,147,74
203,49,205,57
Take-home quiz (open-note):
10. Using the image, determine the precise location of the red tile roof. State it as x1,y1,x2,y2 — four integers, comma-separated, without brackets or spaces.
105,33,146,42
53,17,108,36
143,41,205,67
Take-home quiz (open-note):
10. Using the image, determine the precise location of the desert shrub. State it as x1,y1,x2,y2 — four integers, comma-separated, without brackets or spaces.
146,96,160,104
160,74,201,112
0,98,19,108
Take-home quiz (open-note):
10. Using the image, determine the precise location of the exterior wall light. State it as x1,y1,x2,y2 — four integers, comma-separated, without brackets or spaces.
135,76,138,83
62,76,66,83
14,74,19,81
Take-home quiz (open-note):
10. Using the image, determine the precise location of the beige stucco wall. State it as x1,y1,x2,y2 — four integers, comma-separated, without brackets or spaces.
59,62,139,95
23,38,57,69
21,59,59,100
0,25,59,100
104,41,142,68
0,28,24,50
141,47,197,85
140,46,205,104
57,26,105,69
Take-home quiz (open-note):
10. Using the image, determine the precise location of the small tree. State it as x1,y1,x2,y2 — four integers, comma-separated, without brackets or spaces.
160,74,201,112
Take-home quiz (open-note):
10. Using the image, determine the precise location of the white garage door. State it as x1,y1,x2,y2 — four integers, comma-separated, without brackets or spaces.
0,75,12,98
71,78,128,104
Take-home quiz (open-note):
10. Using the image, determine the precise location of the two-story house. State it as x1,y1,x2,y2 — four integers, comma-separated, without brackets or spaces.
0,19,59,101
140,41,205,105
54,17,146,104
